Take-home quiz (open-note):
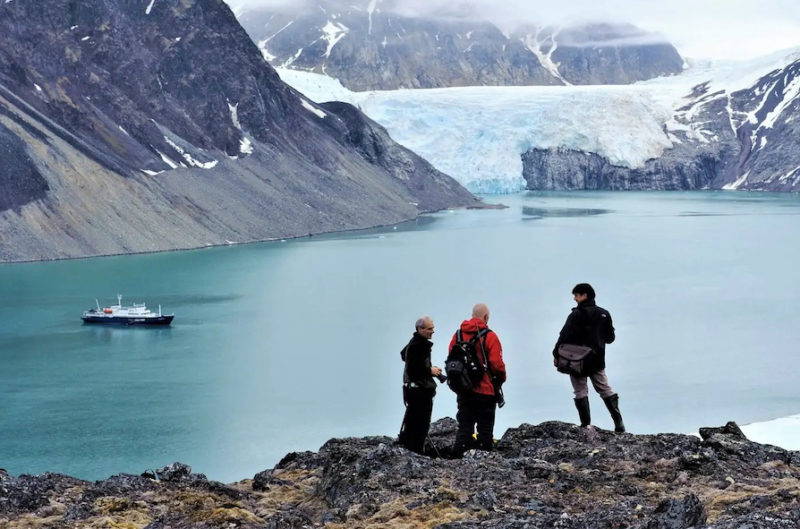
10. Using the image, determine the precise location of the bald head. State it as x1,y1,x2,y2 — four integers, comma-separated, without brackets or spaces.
472,303,490,323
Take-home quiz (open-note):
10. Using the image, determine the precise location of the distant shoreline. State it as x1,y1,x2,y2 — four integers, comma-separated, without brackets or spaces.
0,202,506,266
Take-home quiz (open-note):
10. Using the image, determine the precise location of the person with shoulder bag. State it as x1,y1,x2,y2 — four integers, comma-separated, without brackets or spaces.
553,283,625,432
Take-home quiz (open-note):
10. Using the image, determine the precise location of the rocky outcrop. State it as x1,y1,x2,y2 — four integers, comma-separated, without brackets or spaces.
0,121,49,212
3,420,800,528
238,1,683,90
522,146,721,191
0,0,479,262
523,55,800,192
319,101,473,211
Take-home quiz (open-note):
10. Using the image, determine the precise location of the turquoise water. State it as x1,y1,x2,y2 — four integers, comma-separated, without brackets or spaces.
1,191,799,482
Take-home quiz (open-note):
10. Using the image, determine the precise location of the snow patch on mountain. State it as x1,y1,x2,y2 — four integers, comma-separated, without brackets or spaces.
301,98,327,118
520,30,569,86
367,0,378,35
761,73,800,130
228,101,241,130
321,20,348,59
163,137,218,170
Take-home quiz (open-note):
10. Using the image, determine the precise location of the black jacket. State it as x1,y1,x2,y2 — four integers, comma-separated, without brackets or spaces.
402,332,437,390
553,299,615,373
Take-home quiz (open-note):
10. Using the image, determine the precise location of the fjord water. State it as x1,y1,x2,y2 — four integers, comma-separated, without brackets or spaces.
1,191,799,482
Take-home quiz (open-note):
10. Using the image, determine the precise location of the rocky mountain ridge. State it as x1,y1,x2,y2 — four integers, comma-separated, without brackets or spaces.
2,420,799,528
523,54,800,191
0,0,479,263
237,0,683,90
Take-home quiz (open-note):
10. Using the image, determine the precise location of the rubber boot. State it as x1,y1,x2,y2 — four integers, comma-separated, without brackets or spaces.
603,393,625,433
574,397,591,427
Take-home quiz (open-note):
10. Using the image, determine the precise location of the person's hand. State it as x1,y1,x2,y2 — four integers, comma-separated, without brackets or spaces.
431,366,442,376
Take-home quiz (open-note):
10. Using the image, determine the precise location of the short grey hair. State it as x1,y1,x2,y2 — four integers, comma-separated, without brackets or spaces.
415,316,432,330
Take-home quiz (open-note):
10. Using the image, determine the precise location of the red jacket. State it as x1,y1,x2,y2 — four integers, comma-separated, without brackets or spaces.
449,318,506,396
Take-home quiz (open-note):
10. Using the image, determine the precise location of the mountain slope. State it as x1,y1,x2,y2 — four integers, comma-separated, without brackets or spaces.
237,0,683,90
0,0,478,262
523,53,800,191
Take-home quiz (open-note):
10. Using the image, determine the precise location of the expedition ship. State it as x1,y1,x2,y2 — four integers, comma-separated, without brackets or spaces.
82,295,174,326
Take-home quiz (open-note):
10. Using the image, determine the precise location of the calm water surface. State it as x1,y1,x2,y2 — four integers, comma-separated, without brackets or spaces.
1,191,799,482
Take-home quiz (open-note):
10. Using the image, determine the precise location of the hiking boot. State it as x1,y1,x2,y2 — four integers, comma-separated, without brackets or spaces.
603,393,625,433
574,397,591,427
477,438,495,451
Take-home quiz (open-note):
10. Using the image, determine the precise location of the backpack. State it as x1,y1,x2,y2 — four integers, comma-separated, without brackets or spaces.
445,328,490,394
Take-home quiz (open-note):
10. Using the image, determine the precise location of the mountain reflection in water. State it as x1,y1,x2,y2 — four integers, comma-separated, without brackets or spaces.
522,206,611,219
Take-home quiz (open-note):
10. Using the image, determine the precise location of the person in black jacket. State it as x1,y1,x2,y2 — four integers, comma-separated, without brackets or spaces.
398,316,443,454
553,283,625,432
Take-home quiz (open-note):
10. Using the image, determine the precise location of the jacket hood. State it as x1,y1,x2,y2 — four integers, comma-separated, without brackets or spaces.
459,317,488,333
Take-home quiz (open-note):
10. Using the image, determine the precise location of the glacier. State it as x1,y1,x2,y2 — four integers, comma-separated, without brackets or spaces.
276,47,800,194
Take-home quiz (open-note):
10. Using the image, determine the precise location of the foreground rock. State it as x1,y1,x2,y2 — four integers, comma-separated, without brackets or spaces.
2,420,799,528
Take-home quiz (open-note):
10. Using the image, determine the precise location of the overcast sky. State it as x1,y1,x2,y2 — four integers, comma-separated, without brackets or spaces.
226,0,800,60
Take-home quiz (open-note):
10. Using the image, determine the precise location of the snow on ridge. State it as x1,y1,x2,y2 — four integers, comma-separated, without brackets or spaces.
367,0,378,35
722,170,749,190
240,137,253,155
746,78,781,127
145,0,156,15
760,71,800,130
163,137,218,170
276,67,354,103
778,166,800,184
228,101,242,130
521,29,569,86
321,20,348,59
672,46,800,94
282,47,305,68
258,20,294,63
157,149,181,169
300,98,327,119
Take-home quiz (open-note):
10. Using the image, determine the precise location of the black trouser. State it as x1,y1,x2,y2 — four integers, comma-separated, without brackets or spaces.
454,392,497,454
399,386,435,454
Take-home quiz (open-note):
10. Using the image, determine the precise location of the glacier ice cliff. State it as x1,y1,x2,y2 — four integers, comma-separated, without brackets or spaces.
278,47,800,194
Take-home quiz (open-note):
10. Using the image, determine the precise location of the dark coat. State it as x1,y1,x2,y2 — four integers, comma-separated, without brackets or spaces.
402,332,437,390
553,299,615,373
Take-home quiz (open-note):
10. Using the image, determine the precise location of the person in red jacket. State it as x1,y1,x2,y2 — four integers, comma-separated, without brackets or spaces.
449,303,506,455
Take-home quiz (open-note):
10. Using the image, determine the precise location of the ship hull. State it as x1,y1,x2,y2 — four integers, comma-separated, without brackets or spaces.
81,315,174,326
